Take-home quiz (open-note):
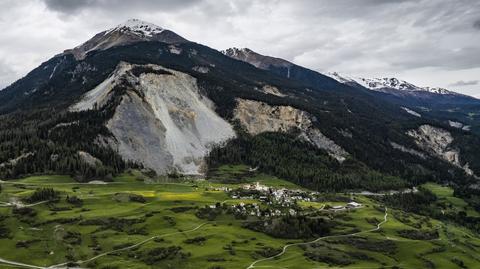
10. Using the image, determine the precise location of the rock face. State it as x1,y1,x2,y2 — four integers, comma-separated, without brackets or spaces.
78,151,102,166
71,62,235,174
234,99,348,162
407,125,474,175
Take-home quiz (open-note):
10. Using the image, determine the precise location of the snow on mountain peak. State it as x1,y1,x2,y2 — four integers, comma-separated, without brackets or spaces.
107,19,165,37
327,72,458,95
66,18,188,60
221,47,253,58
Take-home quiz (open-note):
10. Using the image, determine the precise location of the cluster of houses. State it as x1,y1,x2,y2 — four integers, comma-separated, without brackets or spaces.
229,202,298,218
231,182,363,211
207,182,363,219
207,200,296,218
230,182,316,206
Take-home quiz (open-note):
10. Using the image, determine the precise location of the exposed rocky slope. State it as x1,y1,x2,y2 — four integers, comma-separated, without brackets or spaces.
72,62,235,174
234,99,348,162
407,125,474,176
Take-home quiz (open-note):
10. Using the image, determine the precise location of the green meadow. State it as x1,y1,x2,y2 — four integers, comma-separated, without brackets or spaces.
0,171,478,269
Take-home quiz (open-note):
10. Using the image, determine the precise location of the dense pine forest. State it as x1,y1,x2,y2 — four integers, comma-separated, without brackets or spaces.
0,108,132,181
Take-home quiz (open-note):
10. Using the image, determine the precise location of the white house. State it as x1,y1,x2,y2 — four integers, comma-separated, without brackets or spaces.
346,202,362,208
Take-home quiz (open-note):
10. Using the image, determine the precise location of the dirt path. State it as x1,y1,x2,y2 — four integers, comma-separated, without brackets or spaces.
48,222,208,268
0,223,209,269
0,200,49,208
0,258,47,269
246,207,388,269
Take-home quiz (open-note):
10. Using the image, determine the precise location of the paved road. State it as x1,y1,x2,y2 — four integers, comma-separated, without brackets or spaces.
246,207,388,269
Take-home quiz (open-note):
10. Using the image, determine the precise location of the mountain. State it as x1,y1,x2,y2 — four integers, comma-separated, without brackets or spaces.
223,47,480,134
222,47,480,177
1,20,479,193
326,72,480,134
327,72,459,95
327,71,478,103
222,47,347,92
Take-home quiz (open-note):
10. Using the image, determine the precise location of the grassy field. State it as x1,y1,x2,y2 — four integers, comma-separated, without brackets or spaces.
0,172,479,269
423,182,480,217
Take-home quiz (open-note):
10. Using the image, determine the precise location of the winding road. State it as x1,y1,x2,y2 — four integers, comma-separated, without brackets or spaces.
246,207,388,269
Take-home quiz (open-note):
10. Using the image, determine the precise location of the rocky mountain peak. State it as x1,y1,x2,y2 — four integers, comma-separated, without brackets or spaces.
222,47,293,70
64,19,188,60
106,18,165,38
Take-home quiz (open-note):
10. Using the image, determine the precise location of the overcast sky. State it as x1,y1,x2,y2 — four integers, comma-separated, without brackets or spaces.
0,0,479,97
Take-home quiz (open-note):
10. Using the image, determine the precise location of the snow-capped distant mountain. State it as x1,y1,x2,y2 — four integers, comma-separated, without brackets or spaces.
64,19,188,60
222,47,479,107
327,72,458,96
106,18,165,37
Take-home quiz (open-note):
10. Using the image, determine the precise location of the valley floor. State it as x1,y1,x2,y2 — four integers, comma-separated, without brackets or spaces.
0,172,479,269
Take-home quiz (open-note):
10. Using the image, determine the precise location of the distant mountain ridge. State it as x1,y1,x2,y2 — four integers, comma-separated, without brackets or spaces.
224,47,475,99
327,72,461,96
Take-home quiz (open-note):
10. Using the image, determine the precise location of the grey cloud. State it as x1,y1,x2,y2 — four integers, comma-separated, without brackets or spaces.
42,0,206,14
474,19,480,30
450,80,479,87
0,60,17,90
388,46,480,70
42,0,96,12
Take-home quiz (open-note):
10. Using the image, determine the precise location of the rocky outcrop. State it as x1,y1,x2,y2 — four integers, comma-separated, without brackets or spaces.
78,151,102,166
390,142,426,159
192,66,210,74
407,125,474,176
448,120,471,131
402,107,421,118
71,62,235,174
0,152,35,168
233,99,348,162
260,85,286,97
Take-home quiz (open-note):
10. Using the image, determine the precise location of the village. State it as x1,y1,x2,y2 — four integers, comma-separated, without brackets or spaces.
208,182,363,219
